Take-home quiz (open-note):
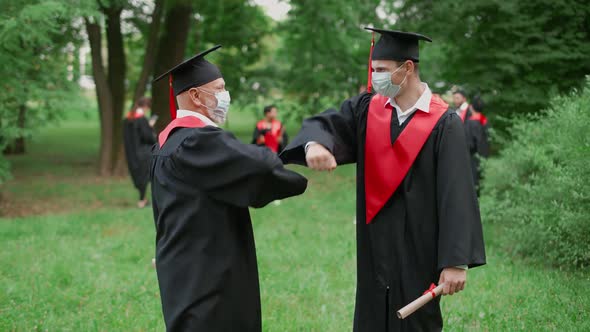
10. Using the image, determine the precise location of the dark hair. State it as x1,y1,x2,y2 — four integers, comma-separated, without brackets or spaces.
471,95,484,112
453,89,467,98
136,96,151,108
263,105,276,115
395,60,419,75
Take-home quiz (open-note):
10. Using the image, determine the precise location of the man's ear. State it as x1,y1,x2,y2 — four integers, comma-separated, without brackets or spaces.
406,61,415,75
188,88,202,108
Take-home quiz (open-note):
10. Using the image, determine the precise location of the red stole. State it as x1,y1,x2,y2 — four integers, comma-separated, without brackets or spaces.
256,119,282,152
364,94,448,224
158,116,207,148
469,112,488,126
126,111,144,120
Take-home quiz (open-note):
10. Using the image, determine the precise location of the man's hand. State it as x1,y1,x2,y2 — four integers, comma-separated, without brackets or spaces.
305,143,337,171
438,267,467,296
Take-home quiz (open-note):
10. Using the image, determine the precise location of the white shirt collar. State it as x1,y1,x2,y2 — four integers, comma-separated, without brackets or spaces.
460,102,469,112
386,83,432,116
176,109,218,127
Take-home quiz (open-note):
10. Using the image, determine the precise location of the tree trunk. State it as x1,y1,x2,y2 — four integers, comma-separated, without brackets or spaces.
85,17,115,176
132,0,165,105
112,0,166,176
151,1,194,133
104,6,127,175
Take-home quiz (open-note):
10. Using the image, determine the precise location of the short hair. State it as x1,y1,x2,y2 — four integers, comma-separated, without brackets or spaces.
453,89,467,98
471,95,484,112
395,60,419,75
136,96,151,108
263,105,276,115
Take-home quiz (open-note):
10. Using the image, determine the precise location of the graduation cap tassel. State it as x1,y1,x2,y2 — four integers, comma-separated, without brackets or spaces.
366,32,375,93
169,74,177,120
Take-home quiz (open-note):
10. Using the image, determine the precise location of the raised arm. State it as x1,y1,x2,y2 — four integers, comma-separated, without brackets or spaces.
173,128,307,208
280,93,370,169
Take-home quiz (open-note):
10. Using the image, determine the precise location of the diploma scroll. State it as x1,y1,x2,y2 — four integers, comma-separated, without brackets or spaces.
396,283,445,319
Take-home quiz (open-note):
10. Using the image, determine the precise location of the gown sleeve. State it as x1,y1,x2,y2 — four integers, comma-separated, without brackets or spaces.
477,124,490,158
278,130,289,153
464,120,479,154
173,127,308,208
251,126,262,145
122,120,139,168
435,113,486,270
137,117,156,145
279,93,371,166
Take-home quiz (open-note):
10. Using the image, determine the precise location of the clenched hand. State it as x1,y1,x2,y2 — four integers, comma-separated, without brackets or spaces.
438,267,467,296
305,143,337,171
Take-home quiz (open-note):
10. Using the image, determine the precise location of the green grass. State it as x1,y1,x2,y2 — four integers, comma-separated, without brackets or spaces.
1,109,589,331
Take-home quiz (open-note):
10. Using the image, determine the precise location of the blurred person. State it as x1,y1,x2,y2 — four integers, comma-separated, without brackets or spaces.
123,96,156,208
454,90,489,191
252,105,288,153
281,28,486,331
151,45,307,332
466,96,490,191
453,89,470,121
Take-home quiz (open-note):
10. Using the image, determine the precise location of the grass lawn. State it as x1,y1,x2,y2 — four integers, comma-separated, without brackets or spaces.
1,110,589,331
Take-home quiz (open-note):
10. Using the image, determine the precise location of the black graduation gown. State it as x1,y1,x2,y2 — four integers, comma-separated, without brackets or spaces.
151,125,307,332
123,116,156,196
462,111,490,190
280,92,486,332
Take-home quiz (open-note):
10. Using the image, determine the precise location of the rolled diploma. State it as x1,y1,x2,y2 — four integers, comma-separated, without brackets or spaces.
396,284,445,319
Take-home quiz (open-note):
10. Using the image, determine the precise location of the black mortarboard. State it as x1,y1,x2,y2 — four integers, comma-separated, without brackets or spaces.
364,28,432,93
153,45,223,119
365,28,432,62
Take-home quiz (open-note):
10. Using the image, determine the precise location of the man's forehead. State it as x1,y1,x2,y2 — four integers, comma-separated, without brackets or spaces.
372,60,398,68
203,78,225,89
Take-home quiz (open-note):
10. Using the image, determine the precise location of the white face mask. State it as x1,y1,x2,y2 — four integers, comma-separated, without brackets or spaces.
199,89,231,124
371,64,407,99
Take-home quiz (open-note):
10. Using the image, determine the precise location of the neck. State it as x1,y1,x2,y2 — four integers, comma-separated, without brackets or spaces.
394,77,424,112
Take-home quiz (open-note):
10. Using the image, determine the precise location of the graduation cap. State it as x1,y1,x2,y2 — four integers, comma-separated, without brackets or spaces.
364,28,432,92
153,45,223,120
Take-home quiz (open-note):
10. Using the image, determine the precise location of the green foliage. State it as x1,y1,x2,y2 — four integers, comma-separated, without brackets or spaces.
278,0,382,118
0,0,89,182
394,0,590,121
192,0,271,103
481,78,590,268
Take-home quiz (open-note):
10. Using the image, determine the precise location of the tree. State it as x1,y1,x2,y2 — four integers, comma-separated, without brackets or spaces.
151,0,271,131
129,0,165,105
276,0,383,118
151,0,194,132
191,0,271,103
86,0,164,175
394,0,590,119
0,0,81,181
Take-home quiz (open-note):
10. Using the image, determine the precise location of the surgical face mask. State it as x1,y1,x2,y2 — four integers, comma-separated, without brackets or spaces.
371,64,408,99
199,89,231,124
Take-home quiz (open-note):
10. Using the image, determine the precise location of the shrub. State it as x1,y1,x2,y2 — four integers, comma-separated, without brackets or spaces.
481,78,590,269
